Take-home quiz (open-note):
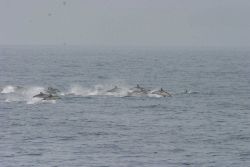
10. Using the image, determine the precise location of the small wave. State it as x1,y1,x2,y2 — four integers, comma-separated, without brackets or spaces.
131,104,161,109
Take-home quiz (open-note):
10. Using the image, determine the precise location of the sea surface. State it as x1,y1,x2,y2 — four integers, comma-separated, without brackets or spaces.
0,46,250,167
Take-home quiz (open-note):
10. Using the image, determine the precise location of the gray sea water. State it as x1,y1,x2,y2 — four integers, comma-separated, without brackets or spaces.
0,46,250,167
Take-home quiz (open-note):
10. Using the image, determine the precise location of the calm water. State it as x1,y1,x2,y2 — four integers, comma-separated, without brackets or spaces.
0,46,250,167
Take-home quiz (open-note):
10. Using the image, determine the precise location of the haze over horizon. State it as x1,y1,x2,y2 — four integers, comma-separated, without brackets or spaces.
1,0,250,47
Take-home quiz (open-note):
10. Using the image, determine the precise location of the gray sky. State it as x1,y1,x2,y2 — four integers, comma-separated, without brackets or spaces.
0,0,250,47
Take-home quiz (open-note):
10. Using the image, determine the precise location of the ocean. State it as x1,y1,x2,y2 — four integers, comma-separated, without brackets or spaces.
0,46,250,166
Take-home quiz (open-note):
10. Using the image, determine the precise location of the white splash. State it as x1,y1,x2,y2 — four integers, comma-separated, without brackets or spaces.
1,85,17,94
67,84,92,96
3,86,46,104
67,84,131,97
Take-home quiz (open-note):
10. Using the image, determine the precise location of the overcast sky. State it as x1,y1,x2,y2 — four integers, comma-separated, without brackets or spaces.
0,0,250,47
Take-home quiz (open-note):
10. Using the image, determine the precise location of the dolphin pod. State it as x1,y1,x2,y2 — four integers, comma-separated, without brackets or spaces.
0,84,200,104
31,85,172,101
106,84,172,97
0,84,175,102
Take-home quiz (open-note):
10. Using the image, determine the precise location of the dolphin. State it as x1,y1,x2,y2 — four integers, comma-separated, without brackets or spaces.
183,89,199,94
151,88,172,97
33,92,49,98
33,92,60,100
130,84,147,91
107,86,121,93
127,84,150,96
127,90,148,96
46,87,60,94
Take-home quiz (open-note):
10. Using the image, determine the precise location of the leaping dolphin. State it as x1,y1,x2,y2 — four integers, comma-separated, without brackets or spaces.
33,92,60,100
130,84,147,91
107,86,121,93
46,87,60,94
33,92,49,98
127,84,150,96
151,88,172,97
